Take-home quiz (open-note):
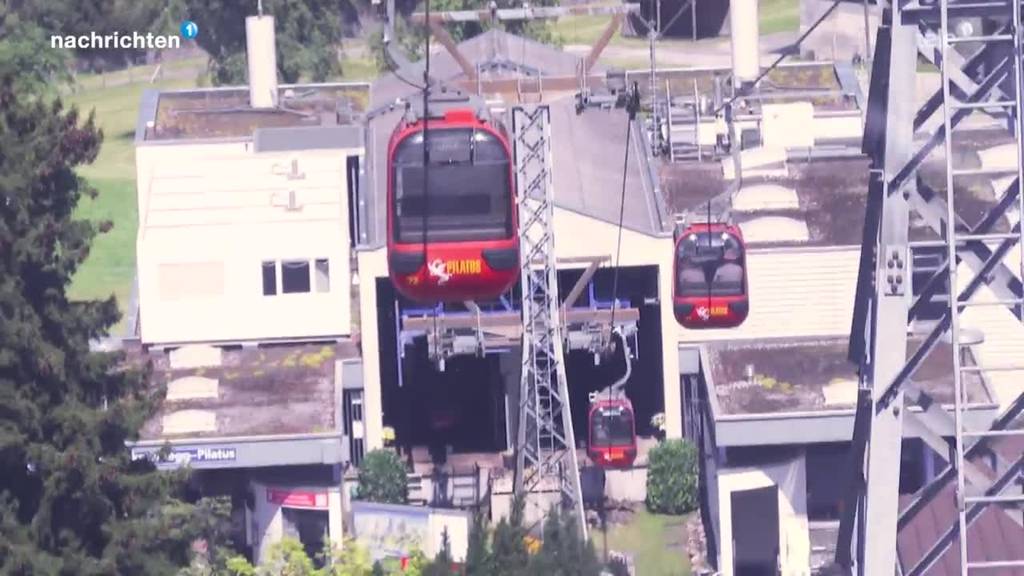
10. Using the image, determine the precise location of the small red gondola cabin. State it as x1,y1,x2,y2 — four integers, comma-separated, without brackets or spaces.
587,398,637,468
386,101,519,302
673,222,749,329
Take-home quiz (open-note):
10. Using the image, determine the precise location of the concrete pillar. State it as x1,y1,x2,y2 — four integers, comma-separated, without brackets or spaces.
356,250,388,452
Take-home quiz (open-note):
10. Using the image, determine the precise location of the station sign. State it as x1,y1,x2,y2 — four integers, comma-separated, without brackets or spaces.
267,488,329,510
130,445,237,470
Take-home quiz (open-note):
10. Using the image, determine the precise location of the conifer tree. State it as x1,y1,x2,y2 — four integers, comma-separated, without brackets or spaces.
0,62,199,575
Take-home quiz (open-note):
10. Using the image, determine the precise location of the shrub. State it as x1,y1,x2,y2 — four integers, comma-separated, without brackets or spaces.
645,438,699,515
356,449,409,504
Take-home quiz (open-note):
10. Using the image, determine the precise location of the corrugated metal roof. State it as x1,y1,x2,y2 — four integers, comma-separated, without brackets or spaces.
678,247,860,343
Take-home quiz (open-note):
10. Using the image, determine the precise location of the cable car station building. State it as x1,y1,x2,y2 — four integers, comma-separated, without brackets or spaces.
118,10,1024,574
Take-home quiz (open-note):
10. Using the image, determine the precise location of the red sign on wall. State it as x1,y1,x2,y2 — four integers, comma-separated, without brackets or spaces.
267,488,329,509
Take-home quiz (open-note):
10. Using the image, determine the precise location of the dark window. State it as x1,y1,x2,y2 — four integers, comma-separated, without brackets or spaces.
262,261,277,295
590,407,634,447
392,128,513,244
281,260,311,293
676,231,745,297
281,508,329,568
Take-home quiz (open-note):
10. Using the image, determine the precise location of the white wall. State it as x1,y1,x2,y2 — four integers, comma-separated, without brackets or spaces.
137,147,357,345
139,222,350,343
716,456,811,576
356,248,388,452
605,467,647,502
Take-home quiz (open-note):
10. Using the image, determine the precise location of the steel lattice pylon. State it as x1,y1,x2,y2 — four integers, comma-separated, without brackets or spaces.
838,1,1024,574
510,105,586,538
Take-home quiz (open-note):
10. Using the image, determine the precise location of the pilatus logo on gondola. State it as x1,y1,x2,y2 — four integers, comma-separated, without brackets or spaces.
427,258,482,284
697,305,729,320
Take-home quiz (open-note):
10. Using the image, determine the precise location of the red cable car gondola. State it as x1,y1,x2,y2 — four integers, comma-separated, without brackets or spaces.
587,398,637,468
587,330,638,469
673,222,749,329
386,100,520,302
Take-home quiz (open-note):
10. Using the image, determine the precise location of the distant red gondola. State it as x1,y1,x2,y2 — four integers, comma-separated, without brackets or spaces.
587,397,638,468
673,223,749,329
386,104,520,302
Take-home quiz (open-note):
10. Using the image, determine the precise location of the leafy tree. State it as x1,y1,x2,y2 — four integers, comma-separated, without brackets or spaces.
0,63,205,574
183,0,344,85
0,24,71,94
255,538,317,575
327,537,375,576
645,438,699,515
1,0,169,71
355,449,408,504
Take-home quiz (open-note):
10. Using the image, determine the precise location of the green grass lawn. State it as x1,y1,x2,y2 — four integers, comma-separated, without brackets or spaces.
64,67,204,331
555,14,616,45
603,510,691,576
760,0,801,36
341,55,381,81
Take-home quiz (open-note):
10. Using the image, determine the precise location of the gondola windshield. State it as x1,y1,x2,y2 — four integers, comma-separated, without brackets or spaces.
393,128,512,244
590,406,634,446
676,230,745,297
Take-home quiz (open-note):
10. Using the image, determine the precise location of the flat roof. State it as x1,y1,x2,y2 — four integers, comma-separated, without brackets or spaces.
140,83,369,141
130,340,359,441
664,157,872,246
630,61,860,113
706,337,991,416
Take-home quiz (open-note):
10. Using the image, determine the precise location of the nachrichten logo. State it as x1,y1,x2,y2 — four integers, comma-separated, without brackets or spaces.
50,20,199,51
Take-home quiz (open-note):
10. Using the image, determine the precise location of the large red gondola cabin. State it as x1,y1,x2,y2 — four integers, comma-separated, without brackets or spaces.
673,223,749,329
587,398,637,468
386,103,519,303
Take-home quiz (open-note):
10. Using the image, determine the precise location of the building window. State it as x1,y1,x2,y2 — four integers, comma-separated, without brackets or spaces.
262,258,330,296
314,259,330,292
282,260,311,293
262,261,277,296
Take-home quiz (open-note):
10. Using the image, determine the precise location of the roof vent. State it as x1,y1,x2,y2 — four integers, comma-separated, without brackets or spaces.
245,15,279,109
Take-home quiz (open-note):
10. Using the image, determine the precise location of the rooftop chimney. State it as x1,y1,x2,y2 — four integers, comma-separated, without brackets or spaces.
245,15,278,109
729,0,760,87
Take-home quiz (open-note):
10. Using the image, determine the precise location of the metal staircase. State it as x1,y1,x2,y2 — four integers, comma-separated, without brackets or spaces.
666,80,704,162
